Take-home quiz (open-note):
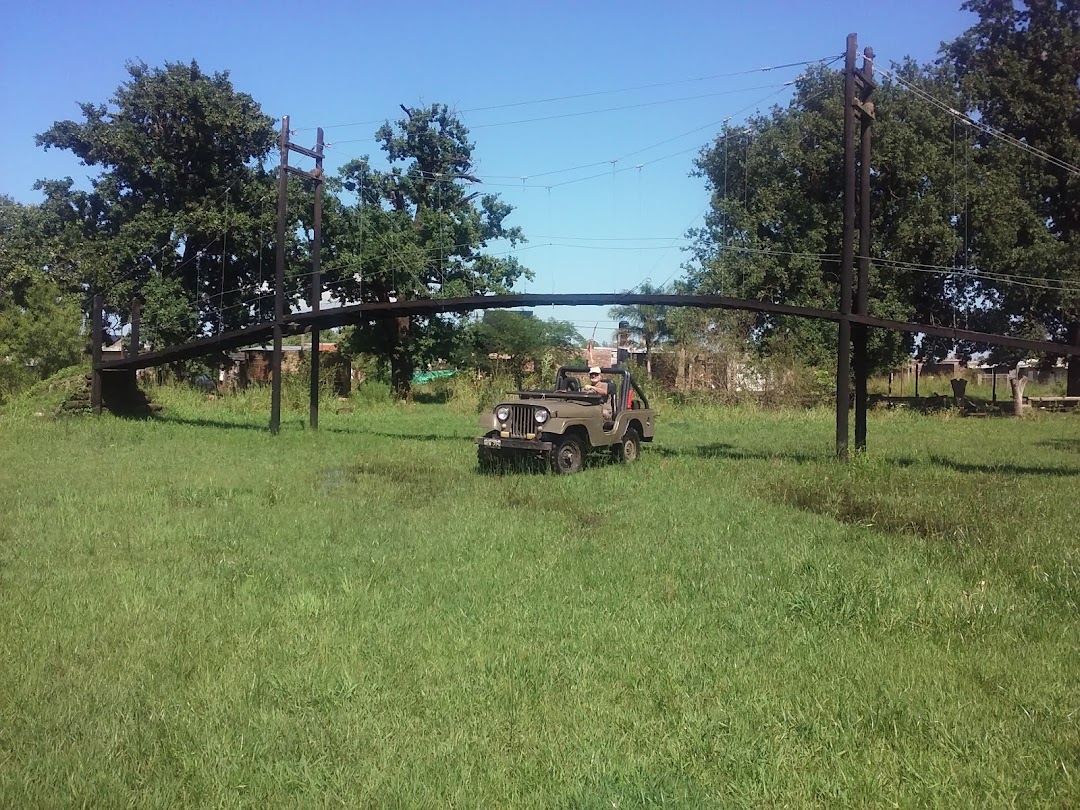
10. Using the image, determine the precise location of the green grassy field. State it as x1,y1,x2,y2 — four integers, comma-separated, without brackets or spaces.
1,383,1077,808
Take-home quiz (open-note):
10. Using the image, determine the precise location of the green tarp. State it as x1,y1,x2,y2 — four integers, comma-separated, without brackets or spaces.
411,369,458,384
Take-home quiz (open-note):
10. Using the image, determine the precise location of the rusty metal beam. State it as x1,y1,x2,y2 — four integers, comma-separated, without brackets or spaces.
97,292,1080,374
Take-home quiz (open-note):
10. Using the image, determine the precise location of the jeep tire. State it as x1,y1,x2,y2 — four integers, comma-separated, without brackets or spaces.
615,427,640,463
550,435,585,475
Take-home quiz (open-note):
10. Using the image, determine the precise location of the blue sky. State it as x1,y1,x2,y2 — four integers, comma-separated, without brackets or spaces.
1,0,975,339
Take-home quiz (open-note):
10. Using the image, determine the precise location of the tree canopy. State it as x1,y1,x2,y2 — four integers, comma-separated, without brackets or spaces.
5,4,1078,402
683,0,1079,391
34,60,282,343
608,281,671,377
326,104,530,397
946,0,1080,390
463,310,582,387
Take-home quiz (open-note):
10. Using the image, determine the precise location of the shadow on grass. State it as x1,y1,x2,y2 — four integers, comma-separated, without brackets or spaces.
150,414,473,442
153,414,358,434
477,447,634,477
477,457,550,477
654,443,826,464
363,430,474,443
1036,438,1080,453
322,459,450,497
108,408,157,421
929,454,1080,477
411,390,451,405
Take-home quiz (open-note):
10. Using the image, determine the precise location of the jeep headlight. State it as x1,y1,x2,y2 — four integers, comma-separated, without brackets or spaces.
496,406,510,422
534,408,550,424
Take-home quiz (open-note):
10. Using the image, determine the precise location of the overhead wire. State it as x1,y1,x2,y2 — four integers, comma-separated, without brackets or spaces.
290,55,840,134
323,80,804,148
330,79,806,196
122,57,849,329
866,52,1080,177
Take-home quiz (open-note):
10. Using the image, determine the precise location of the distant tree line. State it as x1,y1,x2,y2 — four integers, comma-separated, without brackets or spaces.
2,0,1076,402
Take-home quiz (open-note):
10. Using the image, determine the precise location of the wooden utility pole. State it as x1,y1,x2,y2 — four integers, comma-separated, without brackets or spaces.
271,116,289,434
309,127,325,430
836,34,857,460
837,34,875,460
854,46,876,452
270,116,327,434
91,293,103,415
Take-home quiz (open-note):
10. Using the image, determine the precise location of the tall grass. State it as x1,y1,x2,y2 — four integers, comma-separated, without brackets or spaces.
0,382,1077,807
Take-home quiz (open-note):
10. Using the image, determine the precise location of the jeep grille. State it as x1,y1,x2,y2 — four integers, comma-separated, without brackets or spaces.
506,405,538,438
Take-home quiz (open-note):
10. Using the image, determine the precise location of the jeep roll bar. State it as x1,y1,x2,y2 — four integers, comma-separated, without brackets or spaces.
554,366,649,411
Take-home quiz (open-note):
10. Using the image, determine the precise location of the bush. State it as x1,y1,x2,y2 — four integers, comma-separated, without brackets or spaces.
0,361,36,405
351,379,392,405
446,373,519,415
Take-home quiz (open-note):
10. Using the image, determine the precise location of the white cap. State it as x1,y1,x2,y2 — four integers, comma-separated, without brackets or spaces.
589,366,601,375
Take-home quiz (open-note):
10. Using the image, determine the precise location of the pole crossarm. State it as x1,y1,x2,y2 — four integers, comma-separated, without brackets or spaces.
97,292,1080,373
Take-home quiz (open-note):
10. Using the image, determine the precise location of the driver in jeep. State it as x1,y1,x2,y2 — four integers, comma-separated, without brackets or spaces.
582,366,613,420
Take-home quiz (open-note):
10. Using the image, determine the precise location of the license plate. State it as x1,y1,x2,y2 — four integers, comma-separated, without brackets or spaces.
483,438,502,448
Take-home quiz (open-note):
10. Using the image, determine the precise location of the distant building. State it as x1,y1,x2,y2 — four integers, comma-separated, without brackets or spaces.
225,343,351,394
587,345,620,368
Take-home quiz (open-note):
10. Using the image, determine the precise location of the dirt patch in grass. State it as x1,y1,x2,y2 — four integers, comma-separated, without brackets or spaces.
769,477,976,545
321,460,448,501
501,487,606,529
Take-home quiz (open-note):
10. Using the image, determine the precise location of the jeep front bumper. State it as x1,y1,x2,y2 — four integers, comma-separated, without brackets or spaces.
476,436,553,453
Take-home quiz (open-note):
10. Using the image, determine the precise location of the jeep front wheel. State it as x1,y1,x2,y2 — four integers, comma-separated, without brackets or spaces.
550,436,585,474
478,445,501,473
615,428,640,463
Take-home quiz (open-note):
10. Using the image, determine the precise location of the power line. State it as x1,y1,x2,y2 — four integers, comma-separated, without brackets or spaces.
871,255,1080,292
867,52,1080,177
290,56,840,134
317,77,815,207
324,80,799,147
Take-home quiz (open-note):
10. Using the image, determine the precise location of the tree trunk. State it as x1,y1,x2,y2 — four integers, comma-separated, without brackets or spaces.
644,338,653,378
950,377,967,404
1067,321,1080,397
387,316,413,400
1009,373,1028,418
675,347,686,390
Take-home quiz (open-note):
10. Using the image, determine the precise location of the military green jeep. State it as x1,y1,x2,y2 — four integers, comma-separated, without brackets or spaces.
476,366,656,474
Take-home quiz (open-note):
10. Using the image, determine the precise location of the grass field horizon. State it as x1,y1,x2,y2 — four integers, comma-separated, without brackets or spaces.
1,381,1077,807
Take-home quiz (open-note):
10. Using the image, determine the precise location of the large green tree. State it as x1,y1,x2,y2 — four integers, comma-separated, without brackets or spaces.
0,195,86,399
686,61,972,371
35,60,284,345
326,104,530,397
463,310,581,387
945,0,1080,392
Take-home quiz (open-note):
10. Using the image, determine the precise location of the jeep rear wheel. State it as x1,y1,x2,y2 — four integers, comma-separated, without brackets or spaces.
550,436,585,474
615,428,640,463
